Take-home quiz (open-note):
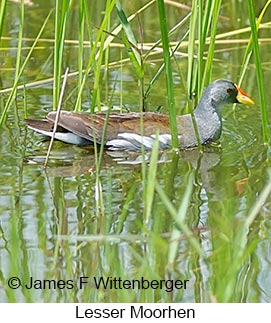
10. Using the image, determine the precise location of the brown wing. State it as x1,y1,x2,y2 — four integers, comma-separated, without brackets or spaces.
24,118,67,132
47,111,173,144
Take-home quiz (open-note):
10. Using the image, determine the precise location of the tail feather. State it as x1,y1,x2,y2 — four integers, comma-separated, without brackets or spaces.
24,118,92,145
24,119,63,132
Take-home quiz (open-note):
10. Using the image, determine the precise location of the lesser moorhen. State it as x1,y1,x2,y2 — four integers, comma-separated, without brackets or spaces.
24,79,254,150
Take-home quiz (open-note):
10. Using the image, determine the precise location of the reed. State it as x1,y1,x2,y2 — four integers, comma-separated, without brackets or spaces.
14,1,24,89
0,10,52,126
157,0,178,148
116,0,145,111
0,0,6,39
187,0,223,98
247,0,269,143
74,0,116,112
53,0,70,110
76,0,86,109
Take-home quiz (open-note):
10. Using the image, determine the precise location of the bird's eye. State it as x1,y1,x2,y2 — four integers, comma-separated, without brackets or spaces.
227,88,233,94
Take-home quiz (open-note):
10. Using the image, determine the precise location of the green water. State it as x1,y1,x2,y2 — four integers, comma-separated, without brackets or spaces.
0,0,271,302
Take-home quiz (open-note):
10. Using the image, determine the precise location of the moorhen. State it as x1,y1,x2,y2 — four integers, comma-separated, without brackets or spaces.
24,79,254,151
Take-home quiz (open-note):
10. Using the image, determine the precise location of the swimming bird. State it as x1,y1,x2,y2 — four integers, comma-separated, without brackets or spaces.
24,79,254,151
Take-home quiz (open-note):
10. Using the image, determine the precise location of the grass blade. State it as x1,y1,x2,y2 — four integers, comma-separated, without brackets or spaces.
115,0,143,78
53,0,71,110
74,0,116,112
155,178,203,257
0,0,7,39
157,0,178,148
247,0,269,143
144,133,159,225
0,11,52,126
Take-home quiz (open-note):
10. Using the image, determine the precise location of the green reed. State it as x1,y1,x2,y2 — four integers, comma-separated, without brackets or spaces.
187,0,223,98
14,1,24,83
0,10,52,126
247,0,270,143
74,0,116,113
116,0,145,111
157,0,178,148
115,0,143,80
77,0,87,109
0,0,7,40
53,0,70,110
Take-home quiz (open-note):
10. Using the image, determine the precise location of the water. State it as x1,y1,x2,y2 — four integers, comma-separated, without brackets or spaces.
0,0,271,302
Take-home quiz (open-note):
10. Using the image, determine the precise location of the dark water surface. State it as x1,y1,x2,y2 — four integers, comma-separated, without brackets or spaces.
0,0,271,302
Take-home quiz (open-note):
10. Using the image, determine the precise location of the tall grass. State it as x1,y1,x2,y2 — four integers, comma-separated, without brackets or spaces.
157,0,178,148
187,0,223,98
115,0,144,111
0,9,52,126
178,0,223,151
77,0,87,109
247,0,269,143
0,0,270,304
0,0,7,39
74,0,116,113
14,0,24,83
53,0,71,110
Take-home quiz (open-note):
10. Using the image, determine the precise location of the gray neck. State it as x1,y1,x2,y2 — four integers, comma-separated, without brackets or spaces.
192,91,223,144
194,86,224,120
194,91,222,121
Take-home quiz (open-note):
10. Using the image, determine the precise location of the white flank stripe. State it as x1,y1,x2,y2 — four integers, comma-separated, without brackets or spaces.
107,133,173,151
27,126,87,145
